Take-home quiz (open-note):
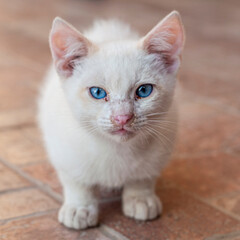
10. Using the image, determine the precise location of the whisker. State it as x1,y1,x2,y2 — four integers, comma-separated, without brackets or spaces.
144,127,170,152
139,130,150,145
147,121,177,128
145,111,177,117
145,112,169,116
149,125,173,144
147,119,177,124
154,126,176,133
145,125,174,153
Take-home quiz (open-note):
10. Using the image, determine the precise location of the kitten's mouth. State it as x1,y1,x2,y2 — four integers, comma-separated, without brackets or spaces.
112,127,132,136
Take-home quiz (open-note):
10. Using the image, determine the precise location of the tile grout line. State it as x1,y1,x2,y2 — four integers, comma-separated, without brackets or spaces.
164,181,240,222
0,47,47,73
179,186,240,222
18,160,48,168
197,196,240,222
0,208,58,226
0,157,62,203
0,158,132,240
0,186,35,195
1,158,240,233
0,156,122,204
0,121,35,133
204,230,240,240
206,189,240,202
99,224,131,240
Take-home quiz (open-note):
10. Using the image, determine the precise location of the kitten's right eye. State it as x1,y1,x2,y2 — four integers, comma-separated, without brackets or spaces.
135,84,153,99
89,87,107,100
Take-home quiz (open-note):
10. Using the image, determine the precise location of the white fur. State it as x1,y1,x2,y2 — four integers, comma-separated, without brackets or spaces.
38,12,184,229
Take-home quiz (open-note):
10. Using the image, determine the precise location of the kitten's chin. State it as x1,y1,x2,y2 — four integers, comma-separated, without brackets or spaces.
108,129,136,142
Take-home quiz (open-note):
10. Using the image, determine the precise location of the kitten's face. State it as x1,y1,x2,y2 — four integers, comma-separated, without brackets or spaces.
64,43,176,142
49,12,185,142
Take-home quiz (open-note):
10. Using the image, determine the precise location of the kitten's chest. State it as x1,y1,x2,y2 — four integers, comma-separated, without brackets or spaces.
72,137,165,187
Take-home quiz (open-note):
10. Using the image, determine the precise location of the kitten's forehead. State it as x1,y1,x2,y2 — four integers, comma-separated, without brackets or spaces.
76,40,163,99
95,41,143,92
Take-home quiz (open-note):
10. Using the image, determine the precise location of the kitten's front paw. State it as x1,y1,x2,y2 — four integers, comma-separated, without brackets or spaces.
123,194,162,221
58,204,98,230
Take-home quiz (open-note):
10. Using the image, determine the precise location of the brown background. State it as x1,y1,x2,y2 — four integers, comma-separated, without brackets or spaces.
0,0,240,239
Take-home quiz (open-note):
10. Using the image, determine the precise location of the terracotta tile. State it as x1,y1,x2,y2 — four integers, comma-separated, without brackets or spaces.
0,0,240,239
0,188,59,220
168,1,240,110
0,0,147,68
180,45,240,110
21,161,122,201
175,95,240,156
78,229,112,240
210,192,240,217
145,0,240,109
163,153,240,199
101,186,240,240
0,63,43,128
0,212,111,240
1,0,240,111
0,64,42,111
205,231,240,240
21,161,62,194
224,132,240,157
0,126,47,166
0,109,35,129
0,23,49,68
0,162,31,192
179,35,240,109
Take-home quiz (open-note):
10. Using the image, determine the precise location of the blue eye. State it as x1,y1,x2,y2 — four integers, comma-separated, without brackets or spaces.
89,87,107,99
136,84,153,98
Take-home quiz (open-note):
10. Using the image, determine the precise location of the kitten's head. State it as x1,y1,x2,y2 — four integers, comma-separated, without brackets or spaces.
49,11,185,142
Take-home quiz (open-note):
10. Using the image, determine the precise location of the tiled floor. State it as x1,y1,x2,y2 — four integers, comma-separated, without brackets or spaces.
0,0,240,239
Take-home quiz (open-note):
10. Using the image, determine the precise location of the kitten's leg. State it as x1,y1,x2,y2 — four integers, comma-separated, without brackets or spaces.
58,172,98,230
122,179,162,221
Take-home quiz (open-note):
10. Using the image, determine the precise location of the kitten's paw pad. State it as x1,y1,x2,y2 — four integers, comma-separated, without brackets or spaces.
123,194,162,221
58,204,98,230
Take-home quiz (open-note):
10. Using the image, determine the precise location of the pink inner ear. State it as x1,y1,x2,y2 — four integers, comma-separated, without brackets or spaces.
166,18,184,56
143,12,185,73
49,18,92,78
51,32,69,58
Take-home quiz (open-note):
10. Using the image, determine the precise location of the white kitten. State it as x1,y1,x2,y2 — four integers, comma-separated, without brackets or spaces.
38,11,185,230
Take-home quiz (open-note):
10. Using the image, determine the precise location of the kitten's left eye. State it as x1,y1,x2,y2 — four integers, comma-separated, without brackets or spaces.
89,87,107,99
136,84,153,98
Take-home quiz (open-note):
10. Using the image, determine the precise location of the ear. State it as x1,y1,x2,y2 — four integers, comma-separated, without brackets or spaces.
49,17,96,78
141,11,185,74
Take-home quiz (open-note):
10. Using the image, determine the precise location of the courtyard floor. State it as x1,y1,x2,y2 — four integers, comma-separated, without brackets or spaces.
0,0,240,239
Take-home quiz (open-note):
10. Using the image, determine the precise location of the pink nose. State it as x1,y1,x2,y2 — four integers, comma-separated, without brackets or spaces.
113,114,134,126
